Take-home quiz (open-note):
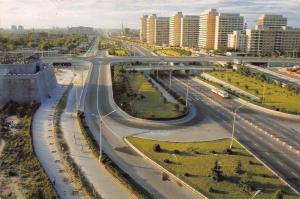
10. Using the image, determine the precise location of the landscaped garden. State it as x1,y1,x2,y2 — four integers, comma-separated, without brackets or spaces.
154,48,192,57
112,65,186,119
206,68,300,114
128,137,298,199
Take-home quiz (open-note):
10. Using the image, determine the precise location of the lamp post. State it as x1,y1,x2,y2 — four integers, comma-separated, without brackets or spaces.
99,110,116,161
251,190,262,199
262,81,266,104
185,80,190,107
169,69,173,88
230,104,245,149
157,61,164,80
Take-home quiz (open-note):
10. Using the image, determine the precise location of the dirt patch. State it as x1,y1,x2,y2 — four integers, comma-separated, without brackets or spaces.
0,102,57,199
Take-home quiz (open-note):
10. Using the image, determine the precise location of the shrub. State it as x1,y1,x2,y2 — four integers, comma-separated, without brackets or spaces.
164,159,172,164
211,160,223,182
173,149,181,154
162,172,169,181
235,160,243,174
209,187,215,193
273,190,284,199
153,144,162,152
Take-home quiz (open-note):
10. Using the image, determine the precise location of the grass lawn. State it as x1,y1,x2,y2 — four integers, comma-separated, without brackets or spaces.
127,73,185,119
128,137,298,199
207,71,300,113
154,48,192,57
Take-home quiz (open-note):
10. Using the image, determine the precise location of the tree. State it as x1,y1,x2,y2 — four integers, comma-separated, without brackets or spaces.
235,160,243,174
211,160,223,182
153,144,162,152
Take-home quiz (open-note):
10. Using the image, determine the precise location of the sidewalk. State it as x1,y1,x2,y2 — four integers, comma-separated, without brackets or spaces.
32,69,81,199
61,84,134,199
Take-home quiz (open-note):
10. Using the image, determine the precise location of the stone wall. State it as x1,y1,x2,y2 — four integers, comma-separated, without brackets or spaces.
0,64,57,105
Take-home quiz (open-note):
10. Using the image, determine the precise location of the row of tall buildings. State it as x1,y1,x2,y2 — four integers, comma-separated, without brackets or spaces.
139,9,300,57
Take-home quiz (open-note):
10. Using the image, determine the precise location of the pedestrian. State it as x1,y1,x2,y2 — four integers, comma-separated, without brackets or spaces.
52,177,56,186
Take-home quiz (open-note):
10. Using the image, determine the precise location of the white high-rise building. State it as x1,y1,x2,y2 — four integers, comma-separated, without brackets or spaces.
169,12,183,47
199,9,218,50
227,30,248,52
140,15,148,42
146,14,157,45
214,13,244,50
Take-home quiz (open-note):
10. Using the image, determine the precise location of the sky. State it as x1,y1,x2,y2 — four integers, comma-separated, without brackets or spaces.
0,0,300,29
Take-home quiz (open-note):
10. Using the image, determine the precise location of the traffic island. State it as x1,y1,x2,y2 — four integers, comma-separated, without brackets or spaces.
127,137,299,199
111,64,187,120
201,69,300,114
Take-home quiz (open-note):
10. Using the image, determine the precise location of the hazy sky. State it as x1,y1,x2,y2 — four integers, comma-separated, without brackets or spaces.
1,0,300,29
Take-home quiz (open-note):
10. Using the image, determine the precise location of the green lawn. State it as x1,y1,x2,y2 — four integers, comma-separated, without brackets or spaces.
207,71,300,113
127,73,185,119
128,137,298,199
154,48,192,57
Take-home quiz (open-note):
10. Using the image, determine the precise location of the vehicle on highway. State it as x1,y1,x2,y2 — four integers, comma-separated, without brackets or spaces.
211,88,230,98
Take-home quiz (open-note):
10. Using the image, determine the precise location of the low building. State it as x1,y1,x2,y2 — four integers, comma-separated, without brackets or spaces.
227,30,248,52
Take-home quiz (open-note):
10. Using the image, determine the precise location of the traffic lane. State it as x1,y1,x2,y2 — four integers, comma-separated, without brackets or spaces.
188,79,300,149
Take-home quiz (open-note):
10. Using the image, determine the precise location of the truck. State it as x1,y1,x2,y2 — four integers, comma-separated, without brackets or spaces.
211,88,229,98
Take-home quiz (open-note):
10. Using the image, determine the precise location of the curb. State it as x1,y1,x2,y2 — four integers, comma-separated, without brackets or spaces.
106,63,194,125
124,137,208,199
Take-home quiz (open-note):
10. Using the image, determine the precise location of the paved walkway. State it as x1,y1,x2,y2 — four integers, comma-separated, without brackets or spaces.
61,78,133,199
32,69,81,199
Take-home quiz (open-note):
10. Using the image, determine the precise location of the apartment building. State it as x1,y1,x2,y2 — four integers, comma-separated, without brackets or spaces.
246,27,300,57
181,15,199,48
256,14,287,29
228,30,248,52
146,14,157,45
140,15,148,42
146,14,170,46
156,17,170,46
199,9,218,50
214,13,244,50
169,12,183,47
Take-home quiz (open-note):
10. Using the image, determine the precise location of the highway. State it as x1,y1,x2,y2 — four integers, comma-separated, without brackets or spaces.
42,43,300,198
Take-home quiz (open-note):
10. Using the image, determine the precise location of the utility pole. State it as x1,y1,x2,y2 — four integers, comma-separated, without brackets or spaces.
99,110,116,161
185,80,190,107
230,105,245,149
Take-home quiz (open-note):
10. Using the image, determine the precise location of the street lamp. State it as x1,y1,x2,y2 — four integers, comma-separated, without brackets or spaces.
185,79,190,107
157,61,164,80
262,81,266,104
169,69,174,88
251,190,262,199
98,110,116,161
230,104,245,149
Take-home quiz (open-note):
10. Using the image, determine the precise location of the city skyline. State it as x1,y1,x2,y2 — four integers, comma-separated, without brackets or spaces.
1,0,300,29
